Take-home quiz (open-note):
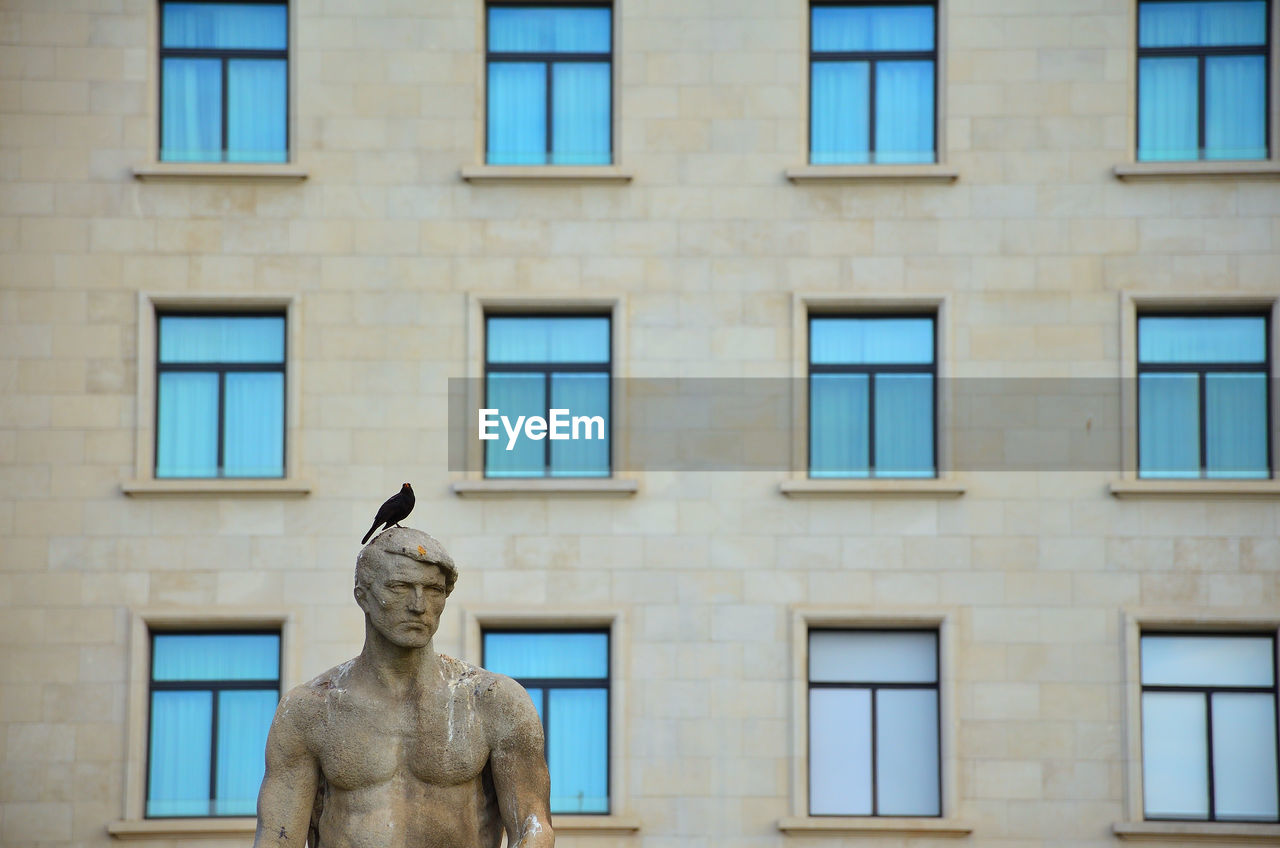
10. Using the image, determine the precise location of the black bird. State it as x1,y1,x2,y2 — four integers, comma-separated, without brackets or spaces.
361,482,415,544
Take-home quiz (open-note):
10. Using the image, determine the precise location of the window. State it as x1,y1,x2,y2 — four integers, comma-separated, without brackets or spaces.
809,2,937,164
486,3,612,165
159,1,289,163
1137,0,1269,161
809,315,936,478
147,631,281,817
1137,314,1271,479
484,314,611,478
483,630,610,814
808,630,940,816
1140,633,1279,822
156,313,286,479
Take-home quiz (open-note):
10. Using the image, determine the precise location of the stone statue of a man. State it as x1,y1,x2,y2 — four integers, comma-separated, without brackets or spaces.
253,527,554,848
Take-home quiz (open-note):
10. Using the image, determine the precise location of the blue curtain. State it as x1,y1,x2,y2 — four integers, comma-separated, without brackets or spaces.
154,634,280,680
812,318,933,365
1205,56,1266,160
488,317,610,363
812,6,934,51
874,374,934,476
552,63,611,165
224,372,284,478
161,58,221,162
215,690,277,815
486,372,546,477
549,689,608,813
1139,316,1266,363
488,63,547,165
228,59,287,164
148,691,213,817
489,7,611,53
811,374,869,478
159,316,285,364
1138,57,1198,161
163,3,288,50
157,372,219,478
876,61,934,164
484,632,609,678
1205,373,1268,478
1139,2,1266,47
550,373,609,477
811,62,870,164
1139,373,1200,478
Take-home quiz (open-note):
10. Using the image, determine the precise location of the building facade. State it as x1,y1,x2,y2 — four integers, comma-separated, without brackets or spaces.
1,1,1279,846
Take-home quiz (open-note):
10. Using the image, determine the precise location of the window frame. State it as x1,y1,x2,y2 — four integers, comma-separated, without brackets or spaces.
484,0,615,166
806,312,939,480
807,0,940,166
1135,310,1273,479
482,311,613,479
1134,0,1272,163
154,310,289,480
144,629,283,819
481,626,612,815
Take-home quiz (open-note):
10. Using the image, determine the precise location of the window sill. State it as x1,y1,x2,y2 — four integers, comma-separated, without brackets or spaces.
122,478,311,497
553,814,642,834
777,816,973,837
1108,479,1280,499
1113,161,1280,181
785,164,959,183
460,165,634,183
133,162,309,182
780,478,965,498
1113,822,1280,842
108,818,255,839
452,478,638,498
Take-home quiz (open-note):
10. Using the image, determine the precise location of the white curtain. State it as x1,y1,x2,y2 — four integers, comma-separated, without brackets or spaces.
157,372,219,478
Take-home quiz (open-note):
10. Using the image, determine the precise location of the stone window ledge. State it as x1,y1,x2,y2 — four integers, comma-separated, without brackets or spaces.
1108,479,1280,499
1113,161,1280,181
785,164,959,183
460,165,634,183
108,818,255,839
133,163,308,181
777,816,973,836
554,814,642,834
1113,821,1280,842
780,479,965,498
451,478,639,498
122,479,312,497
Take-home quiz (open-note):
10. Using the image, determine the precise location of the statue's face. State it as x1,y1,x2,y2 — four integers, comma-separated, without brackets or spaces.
356,558,448,649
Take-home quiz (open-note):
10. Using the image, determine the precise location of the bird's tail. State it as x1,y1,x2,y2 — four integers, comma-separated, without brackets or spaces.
361,522,380,545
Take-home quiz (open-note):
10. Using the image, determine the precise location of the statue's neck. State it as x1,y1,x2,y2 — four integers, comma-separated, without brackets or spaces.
358,626,441,693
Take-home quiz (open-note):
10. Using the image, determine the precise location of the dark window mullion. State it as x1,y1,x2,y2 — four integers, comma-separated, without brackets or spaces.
220,58,229,161
869,684,880,815
209,687,220,813
216,371,226,476
544,371,553,473
1197,55,1207,160
1198,371,1208,476
545,61,554,160
867,368,878,475
1205,691,1216,820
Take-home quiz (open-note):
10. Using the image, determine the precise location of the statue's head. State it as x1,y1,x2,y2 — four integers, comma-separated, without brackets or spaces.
355,527,458,648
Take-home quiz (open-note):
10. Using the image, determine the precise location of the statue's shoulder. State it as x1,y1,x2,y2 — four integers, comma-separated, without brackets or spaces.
276,658,361,721
437,653,524,704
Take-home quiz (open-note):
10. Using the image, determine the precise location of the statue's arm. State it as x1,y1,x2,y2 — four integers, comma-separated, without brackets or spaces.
253,689,321,848
487,676,555,848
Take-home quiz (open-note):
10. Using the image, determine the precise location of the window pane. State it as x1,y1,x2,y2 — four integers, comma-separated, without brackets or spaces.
1211,693,1279,821
484,632,609,679
876,688,940,815
811,317,934,365
215,690,277,816
1139,1,1266,47
1139,316,1267,364
1142,692,1209,819
163,3,288,49
159,316,286,364
875,61,934,164
1205,373,1268,479
810,631,937,684
488,62,548,165
811,61,870,164
1141,635,1274,687
1138,373,1199,478
228,59,287,163
148,690,212,817
485,372,547,477
548,688,609,813
809,688,872,815
489,6,611,53
161,58,222,162
156,372,219,478
1138,57,1198,162
487,317,610,363
224,372,285,478
874,373,934,477
153,634,281,681
549,373,609,477
810,373,869,478
551,62,611,165
812,5,935,52
1205,56,1266,161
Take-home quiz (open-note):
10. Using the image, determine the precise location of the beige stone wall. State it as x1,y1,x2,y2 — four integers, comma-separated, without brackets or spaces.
2,0,1278,846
